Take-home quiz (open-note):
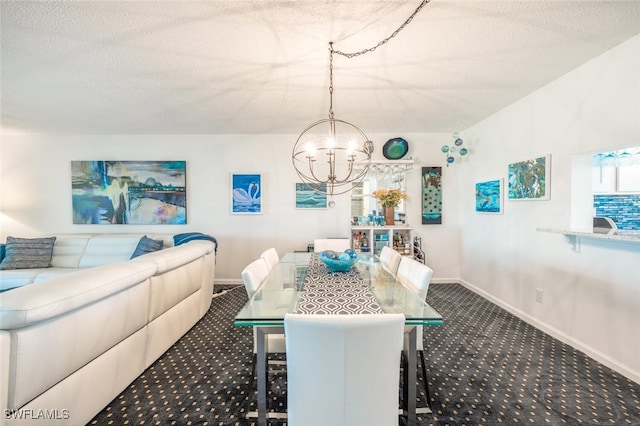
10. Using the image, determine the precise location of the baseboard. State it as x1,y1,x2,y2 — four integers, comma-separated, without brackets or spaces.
457,278,639,384
214,279,243,286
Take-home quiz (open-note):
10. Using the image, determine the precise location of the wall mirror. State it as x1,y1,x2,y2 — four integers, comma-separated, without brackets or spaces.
350,160,413,223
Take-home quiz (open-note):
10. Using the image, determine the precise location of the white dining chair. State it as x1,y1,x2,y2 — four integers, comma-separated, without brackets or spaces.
241,258,271,299
241,258,286,361
259,247,280,272
313,238,351,253
284,313,405,426
379,246,402,275
396,256,434,412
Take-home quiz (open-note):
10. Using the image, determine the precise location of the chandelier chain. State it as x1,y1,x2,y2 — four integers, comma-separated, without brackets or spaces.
332,0,431,58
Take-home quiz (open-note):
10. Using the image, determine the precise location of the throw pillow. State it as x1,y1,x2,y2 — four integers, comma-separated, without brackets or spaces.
0,236,56,270
130,235,164,259
0,244,5,263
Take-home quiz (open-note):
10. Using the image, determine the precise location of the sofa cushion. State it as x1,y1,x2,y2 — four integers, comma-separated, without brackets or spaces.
0,261,157,329
0,268,77,292
130,235,164,259
0,236,56,270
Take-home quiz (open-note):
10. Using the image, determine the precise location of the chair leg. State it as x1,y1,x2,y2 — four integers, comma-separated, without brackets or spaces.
418,350,432,411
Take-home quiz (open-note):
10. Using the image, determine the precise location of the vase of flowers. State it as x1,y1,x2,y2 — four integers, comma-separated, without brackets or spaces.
372,189,407,225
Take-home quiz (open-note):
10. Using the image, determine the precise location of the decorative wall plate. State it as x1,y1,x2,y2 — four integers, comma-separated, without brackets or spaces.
382,137,409,159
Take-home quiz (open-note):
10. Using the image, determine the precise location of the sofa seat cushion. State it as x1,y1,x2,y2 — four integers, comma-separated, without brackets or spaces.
0,268,78,292
0,261,157,329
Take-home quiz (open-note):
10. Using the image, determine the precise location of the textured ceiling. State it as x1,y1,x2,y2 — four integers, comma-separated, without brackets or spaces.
1,0,639,135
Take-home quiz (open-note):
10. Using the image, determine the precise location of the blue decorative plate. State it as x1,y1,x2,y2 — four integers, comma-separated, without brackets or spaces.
382,137,409,160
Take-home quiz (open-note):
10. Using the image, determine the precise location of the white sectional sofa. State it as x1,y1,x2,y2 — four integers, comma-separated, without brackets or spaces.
0,234,216,425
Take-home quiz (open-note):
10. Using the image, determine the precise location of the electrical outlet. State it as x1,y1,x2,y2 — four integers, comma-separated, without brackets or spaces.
535,288,544,304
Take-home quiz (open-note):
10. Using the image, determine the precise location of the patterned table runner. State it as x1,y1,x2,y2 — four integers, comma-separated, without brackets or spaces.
296,254,383,314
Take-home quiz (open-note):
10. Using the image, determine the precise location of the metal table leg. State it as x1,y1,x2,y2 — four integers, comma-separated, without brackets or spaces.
403,326,417,426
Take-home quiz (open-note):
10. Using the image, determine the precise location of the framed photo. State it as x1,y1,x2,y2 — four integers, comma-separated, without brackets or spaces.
507,154,551,200
421,166,442,224
475,179,504,214
71,160,187,224
231,173,262,214
295,183,327,209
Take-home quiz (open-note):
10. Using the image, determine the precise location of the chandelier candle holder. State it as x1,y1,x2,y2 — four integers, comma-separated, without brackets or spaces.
441,132,469,166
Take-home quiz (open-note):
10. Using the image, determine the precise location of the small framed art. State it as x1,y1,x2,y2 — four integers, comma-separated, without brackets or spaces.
231,173,262,214
475,179,504,214
295,183,328,209
507,154,551,200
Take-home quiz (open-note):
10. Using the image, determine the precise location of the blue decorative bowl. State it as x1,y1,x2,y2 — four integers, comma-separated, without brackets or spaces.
319,250,358,272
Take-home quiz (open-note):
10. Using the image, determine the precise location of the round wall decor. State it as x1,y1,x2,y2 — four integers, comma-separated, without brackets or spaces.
382,137,409,160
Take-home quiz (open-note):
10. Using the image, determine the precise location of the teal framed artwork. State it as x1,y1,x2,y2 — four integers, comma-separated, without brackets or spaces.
71,161,187,224
422,166,442,224
231,173,262,214
475,179,504,214
295,183,328,209
508,154,551,200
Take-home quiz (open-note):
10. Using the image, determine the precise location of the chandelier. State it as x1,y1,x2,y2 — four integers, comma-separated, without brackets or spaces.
291,0,431,203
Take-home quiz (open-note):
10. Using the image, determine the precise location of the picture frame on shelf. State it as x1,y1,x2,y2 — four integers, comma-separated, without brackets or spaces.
231,173,262,214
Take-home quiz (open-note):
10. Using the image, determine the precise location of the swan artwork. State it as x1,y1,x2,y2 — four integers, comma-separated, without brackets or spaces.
233,182,260,205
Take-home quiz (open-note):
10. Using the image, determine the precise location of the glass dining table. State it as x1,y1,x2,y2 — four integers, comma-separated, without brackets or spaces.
234,252,443,426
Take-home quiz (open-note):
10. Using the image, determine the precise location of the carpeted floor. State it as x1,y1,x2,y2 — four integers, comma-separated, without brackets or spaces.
89,284,640,425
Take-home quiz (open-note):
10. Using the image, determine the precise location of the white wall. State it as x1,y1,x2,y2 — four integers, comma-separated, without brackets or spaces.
2,35,637,384
458,35,640,382
0,132,461,282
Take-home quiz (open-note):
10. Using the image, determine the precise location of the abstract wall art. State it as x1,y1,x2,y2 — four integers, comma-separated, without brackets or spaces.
231,173,262,214
295,183,328,209
475,179,504,214
508,154,551,200
72,161,187,224
422,166,442,225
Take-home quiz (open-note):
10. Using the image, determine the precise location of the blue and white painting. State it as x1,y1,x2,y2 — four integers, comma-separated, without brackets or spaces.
72,161,186,224
475,179,503,214
295,183,328,209
231,173,262,214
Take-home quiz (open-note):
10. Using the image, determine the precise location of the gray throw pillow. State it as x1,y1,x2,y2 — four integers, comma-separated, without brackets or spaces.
0,236,56,270
130,235,164,259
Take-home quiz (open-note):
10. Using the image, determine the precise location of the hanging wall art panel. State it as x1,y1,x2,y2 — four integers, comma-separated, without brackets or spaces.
475,179,504,214
295,183,328,209
422,166,442,224
507,154,551,200
72,161,187,224
231,173,262,214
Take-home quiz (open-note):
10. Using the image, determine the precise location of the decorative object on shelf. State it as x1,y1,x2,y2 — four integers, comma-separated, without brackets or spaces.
422,167,442,225
382,137,409,160
475,178,504,214
231,173,262,214
291,1,431,203
71,161,187,225
372,189,407,207
318,249,359,272
413,236,425,264
441,132,469,166
372,189,407,226
507,154,551,200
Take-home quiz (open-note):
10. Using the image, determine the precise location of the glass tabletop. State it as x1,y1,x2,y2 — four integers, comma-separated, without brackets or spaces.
234,252,443,327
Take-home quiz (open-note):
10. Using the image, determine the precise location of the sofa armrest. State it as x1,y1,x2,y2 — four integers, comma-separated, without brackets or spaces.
131,240,215,274
0,261,156,329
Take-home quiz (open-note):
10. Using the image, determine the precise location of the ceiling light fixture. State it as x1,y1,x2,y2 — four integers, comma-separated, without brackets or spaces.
291,0,431,207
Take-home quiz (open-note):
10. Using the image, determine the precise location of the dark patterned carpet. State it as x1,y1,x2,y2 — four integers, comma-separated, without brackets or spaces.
89,284,640,425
